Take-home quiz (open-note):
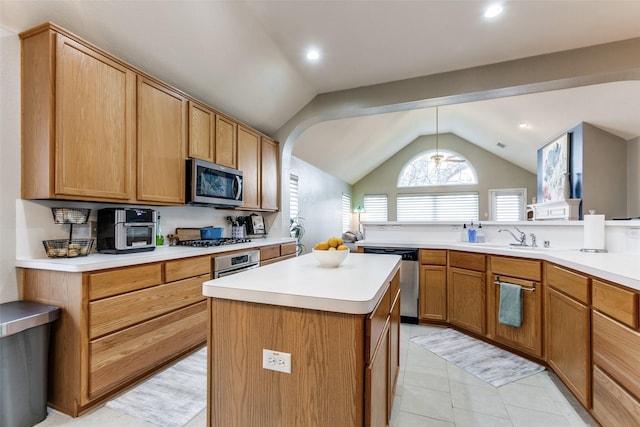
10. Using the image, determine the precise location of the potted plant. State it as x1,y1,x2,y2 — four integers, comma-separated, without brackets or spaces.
289,214,305,255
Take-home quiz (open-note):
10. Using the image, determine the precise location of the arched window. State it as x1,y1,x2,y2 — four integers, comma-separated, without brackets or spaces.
397,149,477,187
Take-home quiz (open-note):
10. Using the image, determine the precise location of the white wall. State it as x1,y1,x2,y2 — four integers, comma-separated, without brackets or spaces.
1,29,21,303
629,137,640,218
352,133,536,221
289,156,351,254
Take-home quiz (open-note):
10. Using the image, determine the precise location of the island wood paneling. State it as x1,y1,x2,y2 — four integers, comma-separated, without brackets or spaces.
208,298,365,427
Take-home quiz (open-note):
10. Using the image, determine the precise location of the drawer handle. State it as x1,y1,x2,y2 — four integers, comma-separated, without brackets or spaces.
494,276,536,292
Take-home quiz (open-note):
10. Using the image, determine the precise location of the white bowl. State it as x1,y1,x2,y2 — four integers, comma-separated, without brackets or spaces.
312,249,349,267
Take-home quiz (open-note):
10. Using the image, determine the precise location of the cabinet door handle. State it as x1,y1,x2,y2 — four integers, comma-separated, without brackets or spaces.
494,276,537,292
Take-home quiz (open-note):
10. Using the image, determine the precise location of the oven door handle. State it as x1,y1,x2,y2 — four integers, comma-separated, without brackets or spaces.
215,262,260,278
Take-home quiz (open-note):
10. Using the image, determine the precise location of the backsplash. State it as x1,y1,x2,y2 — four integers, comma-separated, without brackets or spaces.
362,221,640,254
15,200,282,259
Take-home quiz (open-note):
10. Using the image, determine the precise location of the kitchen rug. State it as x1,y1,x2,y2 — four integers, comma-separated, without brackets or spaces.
105,347,207,427
410,328,545,387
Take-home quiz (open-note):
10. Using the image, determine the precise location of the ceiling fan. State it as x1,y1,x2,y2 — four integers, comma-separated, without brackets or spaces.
431,106,466,166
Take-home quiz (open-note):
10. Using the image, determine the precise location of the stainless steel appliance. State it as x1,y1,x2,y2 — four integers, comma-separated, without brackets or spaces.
97,208,157,254
363,247,419,323
213,250,260,278
186,158,243,208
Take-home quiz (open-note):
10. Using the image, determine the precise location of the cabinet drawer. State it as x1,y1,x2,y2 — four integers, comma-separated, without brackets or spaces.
420,249,447,265
490,256,541,281
545,264,590,304
260,245,280,261
89,274,208,339
280,242,297,257
593,311,640,399
89,301,207,398
165,255,211,282
593,279,639,328
593,365,640,426
449,251,485,272
88,263,162,301
366,285,391,362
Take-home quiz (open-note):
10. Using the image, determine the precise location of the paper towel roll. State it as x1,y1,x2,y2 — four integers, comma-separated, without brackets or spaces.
583,214,605,250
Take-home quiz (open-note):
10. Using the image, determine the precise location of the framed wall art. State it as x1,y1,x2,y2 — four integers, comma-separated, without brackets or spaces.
537,133,570,202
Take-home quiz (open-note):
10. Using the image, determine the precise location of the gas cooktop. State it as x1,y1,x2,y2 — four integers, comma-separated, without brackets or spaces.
176,238,253,247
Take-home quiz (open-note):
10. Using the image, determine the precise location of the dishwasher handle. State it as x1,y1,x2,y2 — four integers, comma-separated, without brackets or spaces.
362,247,419,261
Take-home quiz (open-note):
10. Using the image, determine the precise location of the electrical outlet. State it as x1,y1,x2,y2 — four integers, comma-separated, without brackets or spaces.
262,349,291,374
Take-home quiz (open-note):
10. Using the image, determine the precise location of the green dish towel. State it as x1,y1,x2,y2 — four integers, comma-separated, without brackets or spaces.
499,282,523,327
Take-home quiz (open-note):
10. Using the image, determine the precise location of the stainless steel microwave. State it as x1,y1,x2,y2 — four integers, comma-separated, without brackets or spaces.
186,159,243,208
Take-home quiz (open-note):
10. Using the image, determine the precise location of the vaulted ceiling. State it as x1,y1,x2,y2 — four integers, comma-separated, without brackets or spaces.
2,1,640,183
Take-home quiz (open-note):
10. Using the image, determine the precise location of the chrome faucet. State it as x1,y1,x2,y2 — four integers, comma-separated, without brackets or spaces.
529,233,537,248
499,227,527,246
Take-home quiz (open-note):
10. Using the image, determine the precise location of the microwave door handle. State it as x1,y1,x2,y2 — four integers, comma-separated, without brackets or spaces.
234,175,242,200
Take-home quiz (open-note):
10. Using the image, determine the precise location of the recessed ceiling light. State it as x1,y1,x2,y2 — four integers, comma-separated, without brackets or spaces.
306,48,320,61
519,122,529,129
484,4,503,18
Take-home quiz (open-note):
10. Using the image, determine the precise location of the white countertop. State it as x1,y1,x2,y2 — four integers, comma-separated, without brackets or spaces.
357,240,640,291
202,252,401,314
15,238,296,272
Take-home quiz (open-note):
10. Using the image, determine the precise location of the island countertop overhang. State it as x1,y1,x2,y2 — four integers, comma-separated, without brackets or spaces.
202,252,401,314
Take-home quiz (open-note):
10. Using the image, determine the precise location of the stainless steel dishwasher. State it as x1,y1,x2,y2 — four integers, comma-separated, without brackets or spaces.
363,247,419,324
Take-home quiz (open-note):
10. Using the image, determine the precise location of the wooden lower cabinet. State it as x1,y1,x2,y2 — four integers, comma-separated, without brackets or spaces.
545,264,591,407
89,302,206,398
20,256,209,416
546,287,591,406
593,365,640,426
366,319,390,427
260,242,297,266
448,267,486,335
592,310,640,425
488,256,543,358
207,270,400,427
419,249,447,322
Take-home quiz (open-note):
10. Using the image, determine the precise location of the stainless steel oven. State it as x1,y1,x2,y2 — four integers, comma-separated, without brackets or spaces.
213,250,261,278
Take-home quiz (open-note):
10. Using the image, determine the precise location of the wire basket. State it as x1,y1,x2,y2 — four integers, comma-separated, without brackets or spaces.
43,239,94,258
51,208,91,224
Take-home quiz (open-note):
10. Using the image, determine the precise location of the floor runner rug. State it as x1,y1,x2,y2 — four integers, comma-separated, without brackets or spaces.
105,347,207,427
410,328,545,387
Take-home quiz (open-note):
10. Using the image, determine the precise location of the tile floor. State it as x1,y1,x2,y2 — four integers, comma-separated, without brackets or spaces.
37,323,598,427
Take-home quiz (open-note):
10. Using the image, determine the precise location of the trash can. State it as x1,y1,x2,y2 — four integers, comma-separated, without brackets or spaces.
0,301,60,427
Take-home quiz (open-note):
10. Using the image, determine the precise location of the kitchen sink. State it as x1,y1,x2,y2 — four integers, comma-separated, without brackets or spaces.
469,243,569,252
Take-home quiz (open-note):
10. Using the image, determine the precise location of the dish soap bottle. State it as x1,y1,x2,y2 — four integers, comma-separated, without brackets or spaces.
156,215,164,246
467,221,477,243
476,224,485,243
461,223,468,242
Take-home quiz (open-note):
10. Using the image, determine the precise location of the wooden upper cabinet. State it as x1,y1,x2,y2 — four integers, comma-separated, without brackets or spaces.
237,126,261,210
260,137,279,211
215,115,237,168
21,28,135,201
136,77,187,204
188,101,215,163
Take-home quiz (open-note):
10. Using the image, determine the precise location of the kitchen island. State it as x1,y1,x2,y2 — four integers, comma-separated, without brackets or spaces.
202,252,401,427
